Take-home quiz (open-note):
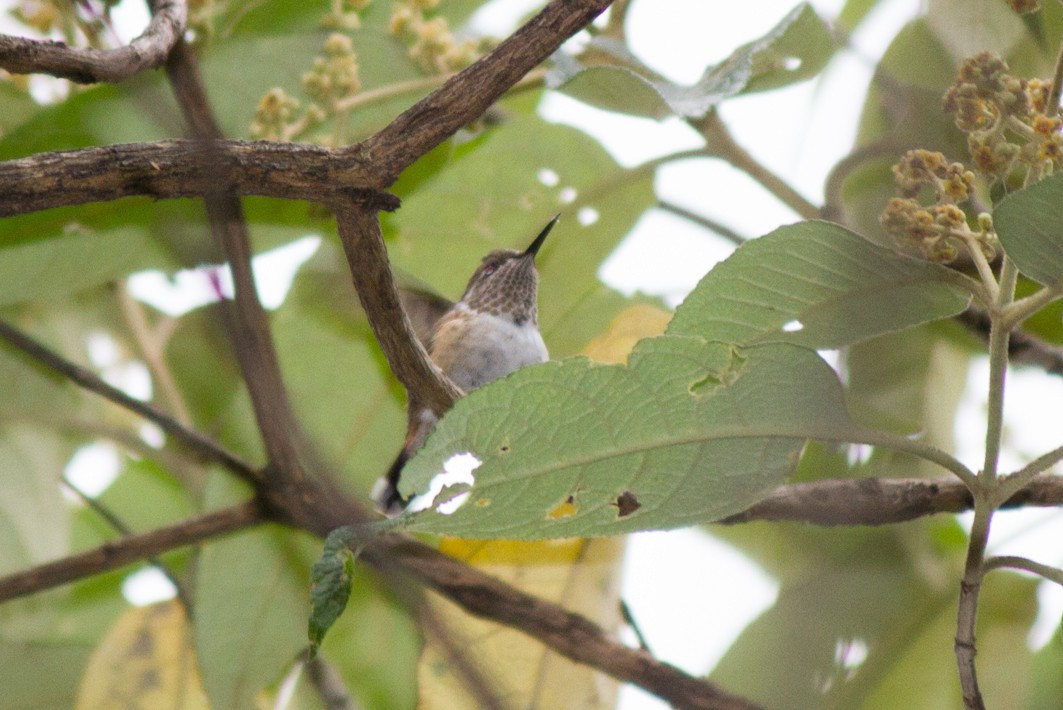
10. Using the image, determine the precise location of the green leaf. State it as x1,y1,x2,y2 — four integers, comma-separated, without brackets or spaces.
666,221,971,348
193,474,309,710
307,527,359,655
400,338,863,538
994,172,1063,287
547,3,835,119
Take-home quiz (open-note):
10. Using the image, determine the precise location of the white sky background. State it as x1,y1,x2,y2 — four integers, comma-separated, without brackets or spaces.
20,0,1063,707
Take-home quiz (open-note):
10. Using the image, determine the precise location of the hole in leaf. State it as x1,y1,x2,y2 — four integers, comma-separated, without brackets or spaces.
783,56,802,71
537,167,559,186
688,372,721,397
577,206,599,226
782,319,804,332
613,491,641,518
547,495,579,520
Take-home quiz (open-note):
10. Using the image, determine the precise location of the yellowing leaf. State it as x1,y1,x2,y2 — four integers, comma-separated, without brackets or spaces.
75,600,208,710
418,537,623,710
581,304,672,365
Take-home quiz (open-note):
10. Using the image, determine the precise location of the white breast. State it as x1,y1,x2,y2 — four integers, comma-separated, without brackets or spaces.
439,308,548,392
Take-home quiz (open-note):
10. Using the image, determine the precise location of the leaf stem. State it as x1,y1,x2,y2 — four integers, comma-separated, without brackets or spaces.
996,442,1063,503
1001,278,1063,330
984,555,1063,587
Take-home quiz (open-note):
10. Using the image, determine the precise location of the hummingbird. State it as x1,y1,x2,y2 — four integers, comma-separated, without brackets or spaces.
373,215,559,512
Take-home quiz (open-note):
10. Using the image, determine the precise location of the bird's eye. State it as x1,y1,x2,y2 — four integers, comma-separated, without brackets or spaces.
483,264,497,275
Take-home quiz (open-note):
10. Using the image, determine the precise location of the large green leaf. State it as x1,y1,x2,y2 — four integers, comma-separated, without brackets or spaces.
994,172,1063,287
193,474,308,710
399,338,866,538
547,3,835,119
666,221,971,348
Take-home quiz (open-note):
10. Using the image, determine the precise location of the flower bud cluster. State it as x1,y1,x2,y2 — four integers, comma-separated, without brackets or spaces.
389,0,481,74
880,150,995,263
250,33,359,143
943,52,1062,183
323,0,372,30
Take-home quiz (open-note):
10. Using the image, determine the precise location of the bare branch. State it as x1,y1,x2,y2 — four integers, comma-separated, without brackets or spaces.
0,139,385,218
334,208,462,415
0,0,186,84
0,318,259,484
0,500,262,603
718,475,1063,526
0,0,611,219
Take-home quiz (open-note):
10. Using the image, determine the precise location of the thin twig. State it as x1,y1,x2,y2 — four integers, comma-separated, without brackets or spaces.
0,0,186,83
0,500,262,602
0,318,259,484
657,200,746,245
60,476,192,610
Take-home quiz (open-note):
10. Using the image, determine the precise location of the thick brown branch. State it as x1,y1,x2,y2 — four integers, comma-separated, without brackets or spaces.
718,475,1063,526
0,318,259,484
0,139,382,218
334,208,461,415
0,500,261,602
0,0,608,218
363,0,614,182
0,0,186,84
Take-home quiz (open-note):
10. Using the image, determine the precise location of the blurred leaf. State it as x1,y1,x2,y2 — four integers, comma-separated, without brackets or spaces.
316,566,420,710
926,0,1028,62
401,340,866,538
417,538,623,710
0,228,172,306
847,322,970,438
666,221,971,348
548,3,834,119
0,424,69,571
75,600,208,710
193,474,309,710
0,573,127,710
1028,626,1063,709
0,81,41,136
837,0,884,33
994,172,1063,287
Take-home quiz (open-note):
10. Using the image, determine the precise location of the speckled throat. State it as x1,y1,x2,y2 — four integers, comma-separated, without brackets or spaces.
456,215,557,326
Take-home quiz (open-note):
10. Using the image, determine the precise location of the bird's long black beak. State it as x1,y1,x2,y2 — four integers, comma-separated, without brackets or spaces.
524,214,560,258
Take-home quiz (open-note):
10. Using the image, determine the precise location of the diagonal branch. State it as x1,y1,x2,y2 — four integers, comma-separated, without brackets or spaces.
362,0,614,182
0,0,186,84
0,500,262,603
0,317,259,484
334,207,461,415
